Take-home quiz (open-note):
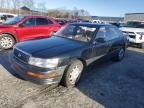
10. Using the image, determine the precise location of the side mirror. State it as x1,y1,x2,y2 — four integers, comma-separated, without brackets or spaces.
19,23,25,27
58,22,64,25
93,38,105,44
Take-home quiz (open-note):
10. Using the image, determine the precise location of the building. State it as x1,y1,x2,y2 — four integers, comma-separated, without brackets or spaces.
19,6,47,15
91,16,124,23
20,6,31,11
124,13,144,22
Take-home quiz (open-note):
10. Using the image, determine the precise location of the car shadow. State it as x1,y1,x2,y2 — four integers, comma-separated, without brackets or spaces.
76,49,144,108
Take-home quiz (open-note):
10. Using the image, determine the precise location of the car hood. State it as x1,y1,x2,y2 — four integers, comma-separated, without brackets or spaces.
16,36,88,58
120,27,144,32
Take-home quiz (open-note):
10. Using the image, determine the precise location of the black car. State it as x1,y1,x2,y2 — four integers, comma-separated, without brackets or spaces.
10,23,128,87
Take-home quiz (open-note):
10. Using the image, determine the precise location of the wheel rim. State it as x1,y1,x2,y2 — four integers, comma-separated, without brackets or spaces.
119,49,124,60
0,36,13,49
69,64,83,85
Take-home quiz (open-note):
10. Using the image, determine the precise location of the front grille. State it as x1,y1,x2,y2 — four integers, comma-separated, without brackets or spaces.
14,48,30,63
129,35,136,39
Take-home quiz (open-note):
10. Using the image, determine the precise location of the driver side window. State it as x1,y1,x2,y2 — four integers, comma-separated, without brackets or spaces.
22,18,35,26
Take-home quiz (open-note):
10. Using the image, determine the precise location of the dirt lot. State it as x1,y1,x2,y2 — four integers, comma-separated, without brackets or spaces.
0,47,144,108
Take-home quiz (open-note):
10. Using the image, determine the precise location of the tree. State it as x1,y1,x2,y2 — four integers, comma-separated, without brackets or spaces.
0,0,5,8
11,0,18,9
79,9,90,16
73,7,79,18
37,2,47,11
22,0,34,9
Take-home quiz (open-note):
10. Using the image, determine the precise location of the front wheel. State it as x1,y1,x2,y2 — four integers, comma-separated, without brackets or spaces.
61,60,84,88
0,34,15,50
113,48,125,61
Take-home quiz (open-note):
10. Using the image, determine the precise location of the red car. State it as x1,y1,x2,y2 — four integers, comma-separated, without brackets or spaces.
0,15,61,49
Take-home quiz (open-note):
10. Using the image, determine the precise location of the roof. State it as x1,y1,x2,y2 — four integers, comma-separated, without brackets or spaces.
0,12,17,16
70,22,112,27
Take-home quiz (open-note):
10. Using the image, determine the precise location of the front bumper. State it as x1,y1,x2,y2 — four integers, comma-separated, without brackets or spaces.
9,54,67,85
128,35,144,44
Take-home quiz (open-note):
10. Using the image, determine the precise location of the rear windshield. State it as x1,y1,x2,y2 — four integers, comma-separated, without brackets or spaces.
2,16,24,25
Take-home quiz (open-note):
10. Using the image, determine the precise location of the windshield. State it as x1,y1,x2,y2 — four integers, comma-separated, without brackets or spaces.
55,24,97,42
124,21,144,28
2,16,24,25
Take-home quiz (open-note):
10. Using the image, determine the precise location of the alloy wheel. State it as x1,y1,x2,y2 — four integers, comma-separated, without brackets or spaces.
69,64,83,85
0,36,14,49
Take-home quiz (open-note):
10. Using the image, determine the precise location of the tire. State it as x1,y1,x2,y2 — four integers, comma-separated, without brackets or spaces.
61,59,84,88
0,34,15,49
113,48,125,61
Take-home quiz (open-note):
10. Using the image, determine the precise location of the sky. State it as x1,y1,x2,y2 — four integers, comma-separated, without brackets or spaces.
35,0,144,17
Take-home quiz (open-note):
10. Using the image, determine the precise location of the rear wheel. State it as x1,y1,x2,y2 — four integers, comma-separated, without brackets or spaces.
113,48,125,61
61,60,84,88
0,34,15,49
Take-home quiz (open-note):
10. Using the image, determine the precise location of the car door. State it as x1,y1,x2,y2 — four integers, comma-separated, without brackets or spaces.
105,26,126,54
35,17,54,37
92,26,111,58
84,26,110,65
16,17,36,41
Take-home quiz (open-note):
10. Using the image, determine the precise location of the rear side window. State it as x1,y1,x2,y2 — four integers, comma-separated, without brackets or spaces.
95,26,122,42
105,26,122,41
36,18,53,25
7,15,14,18
138,23,144,28
22,18,35,26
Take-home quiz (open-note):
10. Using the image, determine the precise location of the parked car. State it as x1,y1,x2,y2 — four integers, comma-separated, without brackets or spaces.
69,19,91,23
0,15,61,49
120,21,144,48
54,18,68,26
10,23,128,87
110,22,120,28
79,20,91,23
0,13,17,23
92,20,102,24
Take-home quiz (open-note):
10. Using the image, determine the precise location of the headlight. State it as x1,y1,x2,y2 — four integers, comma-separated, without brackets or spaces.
28,57,59,68
137,32,144,40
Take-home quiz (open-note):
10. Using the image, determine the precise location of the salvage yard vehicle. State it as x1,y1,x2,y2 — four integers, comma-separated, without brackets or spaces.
54,18,68,26
10,23,128,87
0,15,61,49
121,21,144,48
92,20,102,24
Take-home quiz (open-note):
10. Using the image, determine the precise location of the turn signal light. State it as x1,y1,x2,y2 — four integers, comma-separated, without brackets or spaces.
27,71,57,78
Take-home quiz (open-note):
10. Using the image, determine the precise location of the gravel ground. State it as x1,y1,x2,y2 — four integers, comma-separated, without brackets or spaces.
0,47,144,108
